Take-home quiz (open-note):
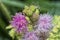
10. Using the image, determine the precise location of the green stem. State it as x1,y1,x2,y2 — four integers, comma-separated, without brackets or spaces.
0,2,11,21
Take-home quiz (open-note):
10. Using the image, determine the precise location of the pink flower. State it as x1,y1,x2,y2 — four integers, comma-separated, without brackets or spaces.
34,14,53,40
23,32,39,40
10,13,28,33
37,14,53,31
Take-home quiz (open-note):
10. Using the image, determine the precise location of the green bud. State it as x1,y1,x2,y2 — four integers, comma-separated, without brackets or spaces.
26,10,33,16
28,24,33,31
31,9,39,22
23,6,29,14
9,29,15,39
35,9,39,14
25,16,31,23
23,5,37,17
29,5,37,12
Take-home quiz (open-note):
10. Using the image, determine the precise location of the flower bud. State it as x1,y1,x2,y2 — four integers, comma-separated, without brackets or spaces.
31,9,39,22
23,5,37,17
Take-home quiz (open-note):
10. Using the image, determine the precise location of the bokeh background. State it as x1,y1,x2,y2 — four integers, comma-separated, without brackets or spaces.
0,0,60,40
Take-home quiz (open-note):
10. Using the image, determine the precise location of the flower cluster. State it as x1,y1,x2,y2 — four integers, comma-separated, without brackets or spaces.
7,5,54,40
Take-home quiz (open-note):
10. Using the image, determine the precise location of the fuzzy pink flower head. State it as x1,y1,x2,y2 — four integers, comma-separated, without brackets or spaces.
37,14,53,31
23,32,39,40
10,13,28,33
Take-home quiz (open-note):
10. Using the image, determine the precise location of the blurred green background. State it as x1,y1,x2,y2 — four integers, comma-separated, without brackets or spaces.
0,0,60,40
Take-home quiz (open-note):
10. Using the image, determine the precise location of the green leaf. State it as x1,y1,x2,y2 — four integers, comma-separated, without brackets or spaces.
55,8,60,15
6,25,12,29
0,2,11,21
2,0,25,8
9,29,15,39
